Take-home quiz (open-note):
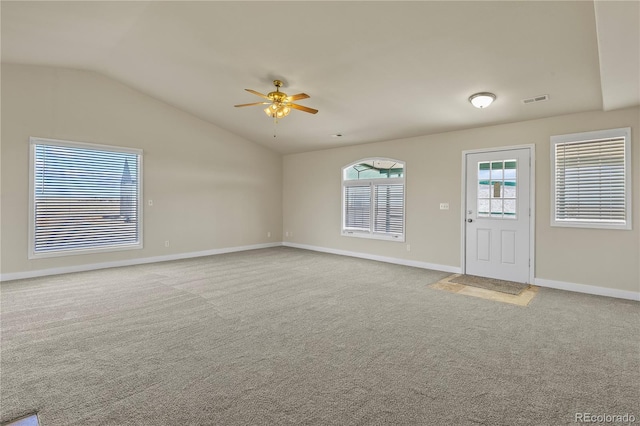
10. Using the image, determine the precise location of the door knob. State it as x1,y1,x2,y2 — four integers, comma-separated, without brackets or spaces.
467,219,473,223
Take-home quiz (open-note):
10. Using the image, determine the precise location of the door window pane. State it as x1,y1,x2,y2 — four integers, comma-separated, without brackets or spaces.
504,180,517,198
477,159,517,219
491,199,503,216
477,162,491,217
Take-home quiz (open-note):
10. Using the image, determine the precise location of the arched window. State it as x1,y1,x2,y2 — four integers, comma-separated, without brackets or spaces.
342,158,405,241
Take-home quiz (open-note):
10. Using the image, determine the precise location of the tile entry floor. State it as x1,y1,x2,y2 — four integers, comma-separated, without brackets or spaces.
431,274,539,306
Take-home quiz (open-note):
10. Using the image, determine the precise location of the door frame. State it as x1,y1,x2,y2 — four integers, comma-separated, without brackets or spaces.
460,144,536,284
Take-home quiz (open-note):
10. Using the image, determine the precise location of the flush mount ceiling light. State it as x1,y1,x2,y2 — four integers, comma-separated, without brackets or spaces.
469,92,496,109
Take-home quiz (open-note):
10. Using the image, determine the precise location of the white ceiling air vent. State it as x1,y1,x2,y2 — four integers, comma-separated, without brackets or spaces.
522,94,549,104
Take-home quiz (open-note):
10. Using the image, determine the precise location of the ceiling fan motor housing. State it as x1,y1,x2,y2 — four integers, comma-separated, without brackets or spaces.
268,80,287,103
268,91,287,103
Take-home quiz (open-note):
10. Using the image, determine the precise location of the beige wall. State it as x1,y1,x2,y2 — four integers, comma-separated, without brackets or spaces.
1,64,282,275
2,63,638,295
283,107,640,293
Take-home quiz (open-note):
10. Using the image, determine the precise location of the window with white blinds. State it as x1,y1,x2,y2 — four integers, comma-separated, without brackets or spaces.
342,159,405,241
344,185,371,231
374,184,404,234
551,128,631,230
29,137,143,258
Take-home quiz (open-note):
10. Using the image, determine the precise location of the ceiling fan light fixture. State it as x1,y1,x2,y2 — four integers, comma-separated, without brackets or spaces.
469,92,496,109
275,107,290,119
264,104,291,118
236,79,318,122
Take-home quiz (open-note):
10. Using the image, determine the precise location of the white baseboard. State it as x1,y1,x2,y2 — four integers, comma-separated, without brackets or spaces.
0,242,283,282
282,242,462,274
283,243,638,302
534,278,639,302
3,242,637,302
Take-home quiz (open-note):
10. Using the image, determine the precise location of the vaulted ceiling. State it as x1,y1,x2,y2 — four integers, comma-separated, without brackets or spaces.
2,1,638,154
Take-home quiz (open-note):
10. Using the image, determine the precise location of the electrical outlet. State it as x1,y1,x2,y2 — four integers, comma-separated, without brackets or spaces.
164,241,170,247
148,199,153,206
406,244,411,252
267,231,271,238
439,203,449,210
285,231,289,237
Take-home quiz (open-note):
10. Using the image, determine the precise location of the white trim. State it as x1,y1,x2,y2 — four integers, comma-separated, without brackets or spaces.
282,242,461,274
461,144,536,284
461,143,537,155
460,153,467,278
343,177,404,186
29,136,143,155
529,146,536,283
535,278,640,302
0,242,282,282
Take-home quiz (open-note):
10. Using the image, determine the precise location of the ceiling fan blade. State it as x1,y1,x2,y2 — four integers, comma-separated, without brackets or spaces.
290,103,318,114
234,102,270,107
245,89,270,99
287,93,310,101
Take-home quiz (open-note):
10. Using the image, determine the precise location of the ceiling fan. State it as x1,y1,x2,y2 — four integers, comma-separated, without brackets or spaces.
234,79,318,119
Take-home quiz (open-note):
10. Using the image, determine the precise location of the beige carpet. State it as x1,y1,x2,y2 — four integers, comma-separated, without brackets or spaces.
1,247,639,425
449,274,529,295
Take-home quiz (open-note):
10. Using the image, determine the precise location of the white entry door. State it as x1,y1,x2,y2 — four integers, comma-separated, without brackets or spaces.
465,148,531,283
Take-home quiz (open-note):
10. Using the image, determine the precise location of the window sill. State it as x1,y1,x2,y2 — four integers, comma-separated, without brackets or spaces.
341,230,405,242
550,221,631,231
29,243,143,260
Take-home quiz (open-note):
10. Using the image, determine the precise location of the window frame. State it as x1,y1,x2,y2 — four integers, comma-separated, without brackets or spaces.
550,127,632,230
341,158,406,242
28,137,144,259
